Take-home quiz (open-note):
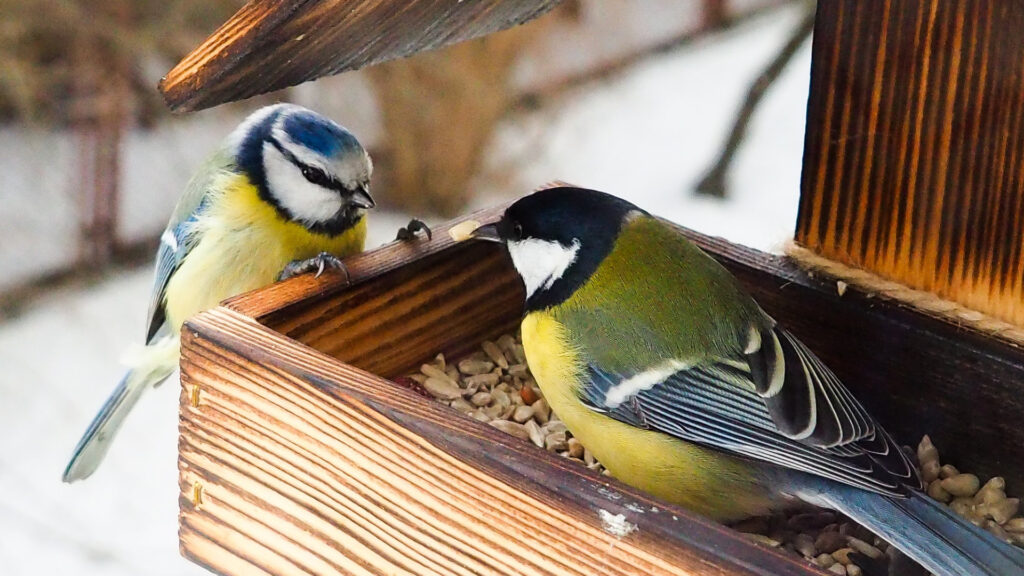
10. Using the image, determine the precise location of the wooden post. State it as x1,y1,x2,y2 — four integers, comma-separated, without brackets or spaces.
798,0,1024,326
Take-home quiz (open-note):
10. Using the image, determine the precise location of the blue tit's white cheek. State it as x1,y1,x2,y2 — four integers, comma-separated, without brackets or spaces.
272,125,372,191
262,142,344,224
507,238,581,299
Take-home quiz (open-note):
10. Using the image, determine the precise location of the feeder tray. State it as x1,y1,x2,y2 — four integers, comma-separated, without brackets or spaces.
178,204,1024,576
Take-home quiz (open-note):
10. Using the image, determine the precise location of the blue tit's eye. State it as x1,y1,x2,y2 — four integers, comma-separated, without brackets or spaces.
300,165,336,189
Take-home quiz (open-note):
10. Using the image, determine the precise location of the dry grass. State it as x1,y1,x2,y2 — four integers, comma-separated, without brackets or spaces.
0,0,244,124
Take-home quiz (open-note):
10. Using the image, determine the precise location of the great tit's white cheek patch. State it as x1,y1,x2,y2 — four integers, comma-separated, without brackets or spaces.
507,238,581,299
263,143,344,224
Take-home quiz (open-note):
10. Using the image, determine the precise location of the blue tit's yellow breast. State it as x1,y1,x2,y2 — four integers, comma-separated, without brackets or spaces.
163,173,366,331
521,311,783,521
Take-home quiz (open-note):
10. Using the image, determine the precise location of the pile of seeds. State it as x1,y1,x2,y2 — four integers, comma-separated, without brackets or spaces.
400,333,604,474
732,436,1024,575
404,333,1023,576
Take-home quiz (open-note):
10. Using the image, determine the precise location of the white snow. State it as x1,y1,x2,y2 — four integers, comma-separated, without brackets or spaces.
0,5,811,574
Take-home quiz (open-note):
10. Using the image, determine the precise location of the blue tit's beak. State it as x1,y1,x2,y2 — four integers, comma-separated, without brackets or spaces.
350,184,375,209
470,222,502,243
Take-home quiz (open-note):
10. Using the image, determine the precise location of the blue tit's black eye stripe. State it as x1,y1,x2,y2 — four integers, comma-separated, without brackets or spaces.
300,165,335,189
268,137,346,192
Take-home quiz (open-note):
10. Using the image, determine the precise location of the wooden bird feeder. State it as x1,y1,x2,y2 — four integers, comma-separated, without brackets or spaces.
173,1,1024,574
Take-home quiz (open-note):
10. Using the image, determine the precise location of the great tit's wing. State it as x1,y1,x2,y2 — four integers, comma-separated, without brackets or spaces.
145,150,233,342
578,326,920,497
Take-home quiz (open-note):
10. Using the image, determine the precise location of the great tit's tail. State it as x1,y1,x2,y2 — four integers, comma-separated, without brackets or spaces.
800,478,1024,576
62,336,179,483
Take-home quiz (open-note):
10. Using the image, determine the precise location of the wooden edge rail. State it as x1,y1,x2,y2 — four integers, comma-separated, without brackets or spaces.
222,205,509,321
179,307,822,575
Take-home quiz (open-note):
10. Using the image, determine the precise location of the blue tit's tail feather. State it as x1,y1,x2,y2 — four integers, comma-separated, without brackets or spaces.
802,479,1024,576
62,336,179,483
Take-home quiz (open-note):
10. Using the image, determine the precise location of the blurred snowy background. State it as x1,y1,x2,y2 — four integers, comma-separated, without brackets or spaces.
0,2,812,574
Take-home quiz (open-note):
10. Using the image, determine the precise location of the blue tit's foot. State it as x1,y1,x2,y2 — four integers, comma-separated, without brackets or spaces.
277,252,350,282
396,218,432,241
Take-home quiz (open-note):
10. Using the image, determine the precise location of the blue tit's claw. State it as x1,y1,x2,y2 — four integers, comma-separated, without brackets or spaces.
396,218,432,242
278,252,349,282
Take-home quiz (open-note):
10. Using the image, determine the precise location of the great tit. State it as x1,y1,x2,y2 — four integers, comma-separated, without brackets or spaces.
470,187,1024,576
63,104,376,482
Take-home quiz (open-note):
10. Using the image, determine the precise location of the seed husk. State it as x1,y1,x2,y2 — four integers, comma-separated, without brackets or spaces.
921,460,941,483
481,340,508,369
918,435,939,465
424,377,462,400
1004,518,1024,533
567,437,584,459
831,547,855,565
815,531,846,554
524,419,544,448
421,364,456,385
846,537,883,560
939,464,960,480
986,498,1020,525
512,405,535,423
490,420,529,440
545,431,568,452
512,344,528,364
458,359,495,375
747,534,781,547
466,373,499,388
814,554,835,568
470,391,492,407
793,533,816,558
975,477,1006,505
941,473,980,497
532,398,551,424
927,479,952,503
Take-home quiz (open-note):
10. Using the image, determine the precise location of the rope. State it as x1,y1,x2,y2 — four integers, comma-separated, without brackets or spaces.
784,241,1024,347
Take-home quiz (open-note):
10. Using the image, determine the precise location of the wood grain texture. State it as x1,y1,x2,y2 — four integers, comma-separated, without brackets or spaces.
798,0,1024,327
159,0,562,111
179,307,821,576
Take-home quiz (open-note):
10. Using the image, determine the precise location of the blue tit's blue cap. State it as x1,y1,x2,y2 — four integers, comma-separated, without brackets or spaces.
281,110,363,158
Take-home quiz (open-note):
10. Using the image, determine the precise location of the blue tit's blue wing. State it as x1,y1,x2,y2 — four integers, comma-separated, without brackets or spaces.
145,150,234,343
579,325,920,498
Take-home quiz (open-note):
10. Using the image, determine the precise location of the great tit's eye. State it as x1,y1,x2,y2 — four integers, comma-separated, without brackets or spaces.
512,222,524,240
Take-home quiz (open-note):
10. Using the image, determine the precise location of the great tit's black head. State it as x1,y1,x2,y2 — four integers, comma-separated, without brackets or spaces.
232,104,374,236
474,187,645,311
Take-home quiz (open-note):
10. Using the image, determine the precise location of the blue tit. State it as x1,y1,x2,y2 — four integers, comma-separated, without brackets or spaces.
63,104,375,482
469,187,1024,576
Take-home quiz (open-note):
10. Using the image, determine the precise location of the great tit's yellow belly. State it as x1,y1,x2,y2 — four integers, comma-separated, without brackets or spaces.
520,312,785,522
163,180,366,333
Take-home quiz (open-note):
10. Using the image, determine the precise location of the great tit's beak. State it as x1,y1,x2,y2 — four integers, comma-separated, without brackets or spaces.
350,184,376,209
469,222,502,243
